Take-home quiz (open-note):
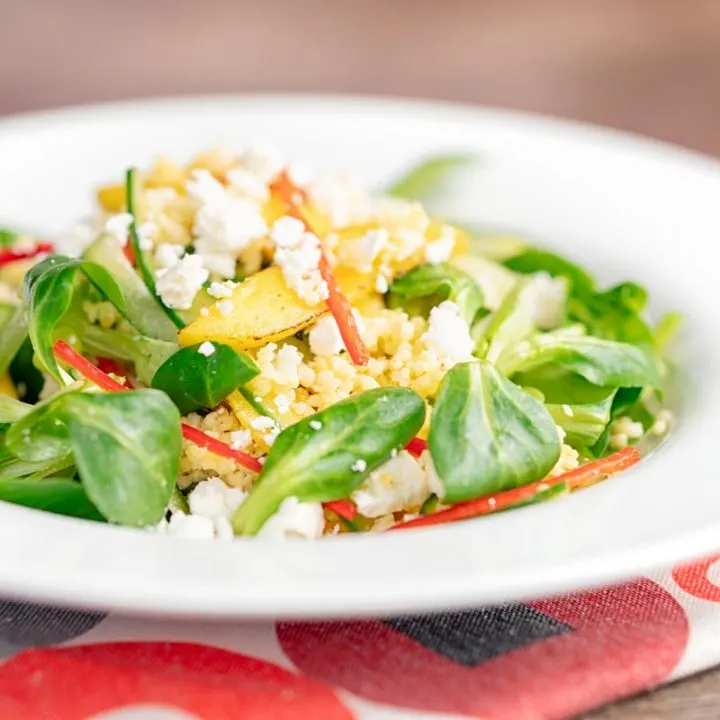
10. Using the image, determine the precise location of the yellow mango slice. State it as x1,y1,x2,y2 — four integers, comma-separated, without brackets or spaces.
179,265,378,351
0,373,17,398
179,266,323,350
97,184,126,213
225,390,274,451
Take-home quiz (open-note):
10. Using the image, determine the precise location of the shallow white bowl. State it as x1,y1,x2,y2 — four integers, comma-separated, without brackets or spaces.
0,95,717,619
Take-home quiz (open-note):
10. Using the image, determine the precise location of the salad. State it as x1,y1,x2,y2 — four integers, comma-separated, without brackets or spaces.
0,148,678,540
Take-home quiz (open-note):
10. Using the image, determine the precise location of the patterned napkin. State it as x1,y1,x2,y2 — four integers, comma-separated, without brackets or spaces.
0,556,718,719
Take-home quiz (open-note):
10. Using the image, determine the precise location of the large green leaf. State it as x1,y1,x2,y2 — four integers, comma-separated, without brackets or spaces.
233,387,426,535
429,360,561,502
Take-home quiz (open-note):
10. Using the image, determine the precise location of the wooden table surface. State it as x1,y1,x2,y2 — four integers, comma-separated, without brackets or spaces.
3,1,720,716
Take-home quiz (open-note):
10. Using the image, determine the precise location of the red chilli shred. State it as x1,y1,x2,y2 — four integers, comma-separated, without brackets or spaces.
52,340,263,474
0,241,54,268
391,447,641,531
324,499,357,522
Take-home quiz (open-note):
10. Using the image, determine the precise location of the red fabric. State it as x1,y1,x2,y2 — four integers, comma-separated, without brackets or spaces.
0,642,353,720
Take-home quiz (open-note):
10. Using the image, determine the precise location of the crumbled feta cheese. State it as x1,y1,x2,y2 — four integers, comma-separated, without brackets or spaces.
216,300,233,316
351,459,368,473
418,450,445,499
422,300,475,365
341,229,388,272
395,229,426,261
156,511,217,539
309,312,365,358
274,393,292,415
375,274,390,294
351,451,433,517
287,163,314,187
424,226,456,264
306,172,372,228
104,213,133,247
154,243,184,270
197,341,216,357
239,143,285,184
258,496,325,540
230,429,252,450
525,272,568,329
257,343,304,387
251,416,276,431
271,217,329,306
226,167,270,202
264,428,280,446
155,254,209,310
309,419,322,431
188,477,247,520
136,221,157,251
186,170,267,276
207,280,236,299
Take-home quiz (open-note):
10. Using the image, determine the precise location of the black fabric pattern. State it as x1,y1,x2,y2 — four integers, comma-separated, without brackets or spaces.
385,604,573,667
0,600,105,658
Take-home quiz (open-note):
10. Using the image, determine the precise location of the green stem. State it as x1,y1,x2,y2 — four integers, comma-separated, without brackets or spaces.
231,474,282,536
125,168,186,330
238,385,277,423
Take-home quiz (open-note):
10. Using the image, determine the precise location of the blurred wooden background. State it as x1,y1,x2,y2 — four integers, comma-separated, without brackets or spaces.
3,0,720,155
3,1,720,717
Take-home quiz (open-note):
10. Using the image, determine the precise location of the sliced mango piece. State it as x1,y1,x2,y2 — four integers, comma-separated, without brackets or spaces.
226,390,275,451
97,184,126,213
179,266,323,350
0,373,17,398
179,265,378,351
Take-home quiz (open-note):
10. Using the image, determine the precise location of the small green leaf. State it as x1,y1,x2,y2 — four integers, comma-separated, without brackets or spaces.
547,392,616,447
429,360,561,502
387,263,484,324
0,476,104,521
386,154,475,202
0,394,32,423
152,342,260,415
62,390,181,526
6,399,73,463
233,387,426,535
504,249,596,296
0,302,26,376
24,255,127,379
500,332,660,389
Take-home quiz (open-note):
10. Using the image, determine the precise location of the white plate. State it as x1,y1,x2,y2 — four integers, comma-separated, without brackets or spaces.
0,95,718,619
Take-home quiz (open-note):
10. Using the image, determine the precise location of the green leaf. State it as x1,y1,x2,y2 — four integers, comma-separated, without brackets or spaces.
500,332,661,389
152,342,259,415
0,227,20,248
428,360,561,503
387,263,484,324
504,249,596,296
0,394,32,423
547,392,616,447
233,387,426,535
653,311,684,353
83,234,178,341
24,255,127,379
9,337,45,403
0,302,26,376
385,154,475,202
6,397,74,463
126,168,185,330
61,390,181,526
0,476,104,521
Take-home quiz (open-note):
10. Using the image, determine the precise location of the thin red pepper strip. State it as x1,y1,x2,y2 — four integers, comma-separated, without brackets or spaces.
391,447,641,531
405,436,428,456
269,172,370,367
324,499,357,522
0,241,53,267
96,358,134,389
53,340,263,473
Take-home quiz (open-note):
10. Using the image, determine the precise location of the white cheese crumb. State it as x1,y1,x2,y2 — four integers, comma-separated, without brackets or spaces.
188,477,247,521
200,307,210,317
156,511,216,539
422,300,475,365
342,228,388,272
186,169,267,275
207,280,236,299
351,451,434,518
271,216,329,306
309,419,322,431
155,254,209,310
309,311,365,358
525,272,568,329
258,496,325,540
424,226,456,265
264,428,280,446
562,404,574,417
274,393,292,415
351,459,368,473
104,213,133,247
230,429,252,450
216,300,233,316
226,167,270,202
154,243,184,270
251,416,276,431
375,274,390,294
239,143,285,184
136,222,157,251
197,341,216,357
